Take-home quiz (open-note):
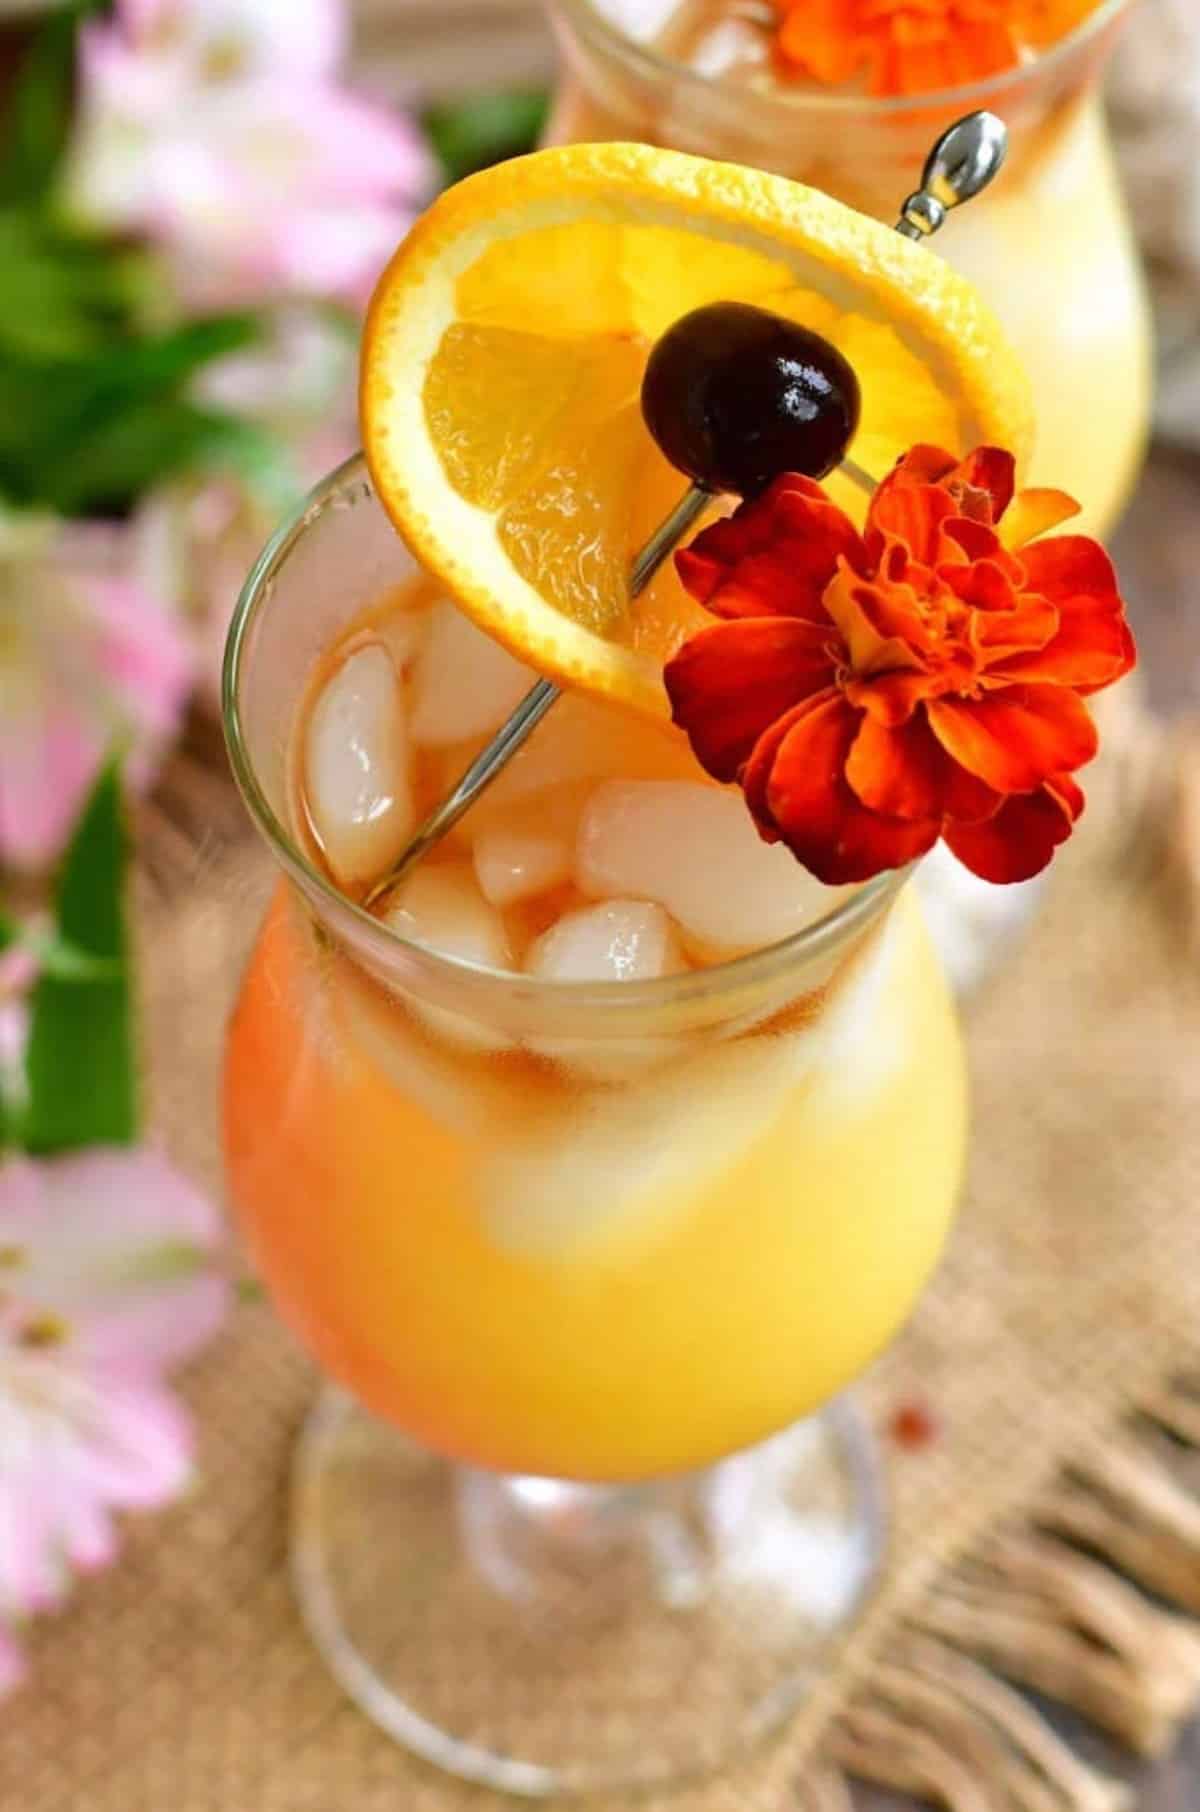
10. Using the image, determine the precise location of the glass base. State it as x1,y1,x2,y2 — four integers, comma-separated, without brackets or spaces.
291,1390,885,1796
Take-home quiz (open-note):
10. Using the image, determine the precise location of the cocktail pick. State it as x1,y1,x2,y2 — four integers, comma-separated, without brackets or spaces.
364,110,1009,908
896,109,1009,241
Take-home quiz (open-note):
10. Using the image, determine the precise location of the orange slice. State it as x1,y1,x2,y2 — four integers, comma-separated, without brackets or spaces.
362,141,1033,719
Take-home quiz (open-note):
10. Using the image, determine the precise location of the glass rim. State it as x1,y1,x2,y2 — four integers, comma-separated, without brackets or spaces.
549,0,1131,120
222,452,908,1013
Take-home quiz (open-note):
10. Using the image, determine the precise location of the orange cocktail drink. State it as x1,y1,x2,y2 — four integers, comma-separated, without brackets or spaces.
226,542,967,1482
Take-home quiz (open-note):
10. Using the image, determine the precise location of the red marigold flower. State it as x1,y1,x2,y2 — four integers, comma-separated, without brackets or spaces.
771,0,1097,99
665,445,1135,888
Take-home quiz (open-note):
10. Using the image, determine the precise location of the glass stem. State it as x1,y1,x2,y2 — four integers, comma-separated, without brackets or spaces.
456,1459,761,1611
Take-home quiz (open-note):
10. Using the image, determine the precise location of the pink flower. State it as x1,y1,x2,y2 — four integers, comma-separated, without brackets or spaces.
0,1148,229,1692
120,0,348,80
0,515,193,871
65,0,435,310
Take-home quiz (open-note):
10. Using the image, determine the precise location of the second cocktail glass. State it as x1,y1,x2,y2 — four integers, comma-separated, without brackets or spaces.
544,0,1152,541
542,0,1152,987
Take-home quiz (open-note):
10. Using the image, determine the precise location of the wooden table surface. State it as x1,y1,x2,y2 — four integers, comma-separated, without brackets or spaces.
829,417,1200,1812
855,438,1200,1807
855,433,1200,1812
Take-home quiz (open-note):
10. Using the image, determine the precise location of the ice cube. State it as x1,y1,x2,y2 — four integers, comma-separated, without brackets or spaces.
385,864,513,969
409,599,535,747
523,899,687,1081
460,694,698,832
304,643,413,888
576,781,844,954
340,973,505,1136
376,607,428,674
472,786,586,908
687,16,771,81
527,900,685,983
478,1026,816,1260
383,864,515,1052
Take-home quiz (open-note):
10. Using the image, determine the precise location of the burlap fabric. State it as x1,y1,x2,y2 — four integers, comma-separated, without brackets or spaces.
3,703,1200,1812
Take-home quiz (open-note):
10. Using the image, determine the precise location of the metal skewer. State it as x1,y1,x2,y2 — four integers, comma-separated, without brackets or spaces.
372,484,713,891
365,109,1009,910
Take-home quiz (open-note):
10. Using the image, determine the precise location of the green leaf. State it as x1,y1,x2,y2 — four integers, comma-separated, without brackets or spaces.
33,398,253,517
0,311,264,514
0,0,108,205
23,761,138,1154
424,89,550,186
0,905,29,1151
27,928,122,983
0,910,16,1147
0,211,147,363
0,907,119,981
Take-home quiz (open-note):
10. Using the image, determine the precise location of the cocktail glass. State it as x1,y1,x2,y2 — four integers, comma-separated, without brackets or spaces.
542,3,1148,990
222,454,968,1794
544,0,1151,542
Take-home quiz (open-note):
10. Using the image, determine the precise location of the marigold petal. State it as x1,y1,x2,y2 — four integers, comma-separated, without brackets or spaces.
676,475,864,622
822,561,930,675
880,20,1016,97
967,595,1060,657
846,708,1002,824
942,553,1023,615
944,775,1084,883
673,550,828,623
1048,772,1087,821
759,690,940,884
775,0,867,83
951,447,1017,521
1017,535,1121,605
889,446,961,486
846,667,944,727
742,697,816,840
664,617,836,783
988,596,1136,691
928,684,1098,794
1000,488,1081,551
868,447,1014,559
846,709,951,821
941,517,1023,578
867,472,960,566
942,761,1005,826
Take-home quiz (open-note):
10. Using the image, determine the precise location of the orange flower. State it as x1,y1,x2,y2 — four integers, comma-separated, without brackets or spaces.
665,446,1135,886
772,0,1096,97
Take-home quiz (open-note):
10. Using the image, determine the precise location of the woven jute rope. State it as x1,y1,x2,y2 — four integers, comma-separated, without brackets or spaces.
4,700,1200,1811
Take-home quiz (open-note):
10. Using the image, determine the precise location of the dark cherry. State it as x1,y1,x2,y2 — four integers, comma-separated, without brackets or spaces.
641,301,861,498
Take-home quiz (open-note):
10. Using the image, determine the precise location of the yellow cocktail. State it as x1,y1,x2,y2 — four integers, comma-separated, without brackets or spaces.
226,566,966,1483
